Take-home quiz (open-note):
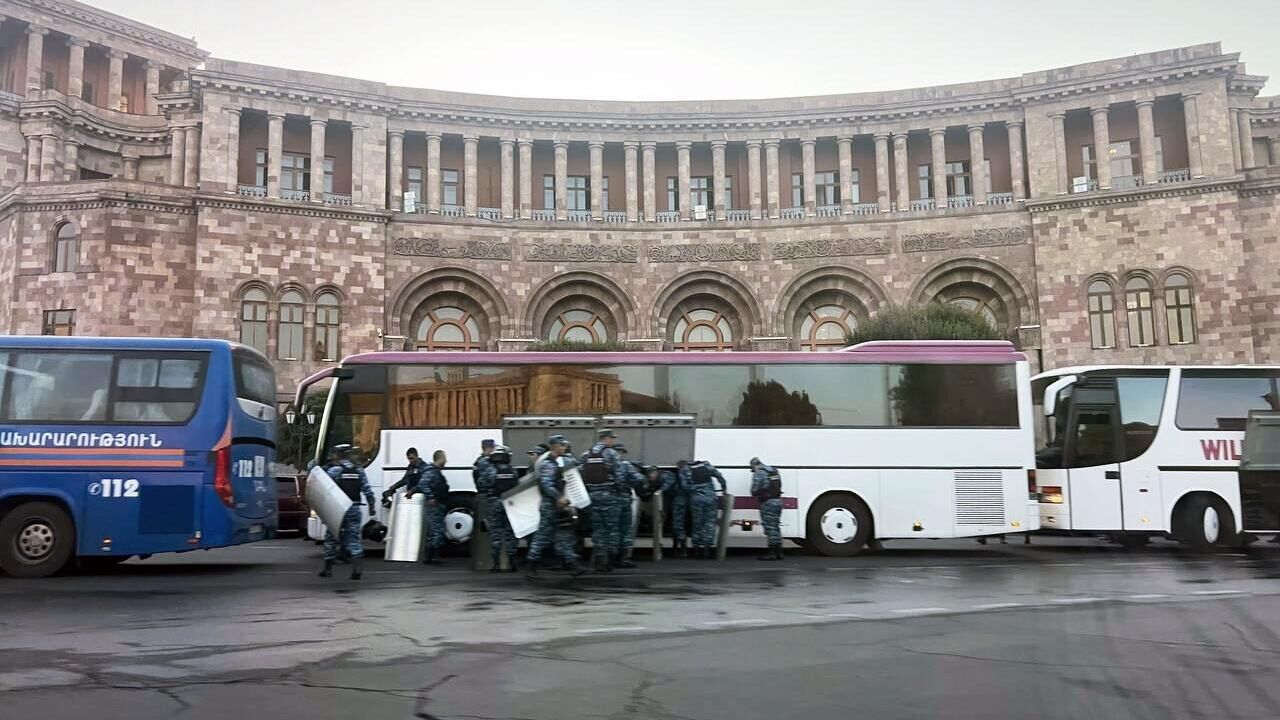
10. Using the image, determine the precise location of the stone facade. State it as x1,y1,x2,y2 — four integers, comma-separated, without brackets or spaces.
1,0,1279,396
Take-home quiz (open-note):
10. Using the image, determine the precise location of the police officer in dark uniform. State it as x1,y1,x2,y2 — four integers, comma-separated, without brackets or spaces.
581,431,620,572
475,444,520,572
687,459,727,559
750,457,784,561
525,435,582,579
320,444,376,580
382,447,428,502
407,450,449,565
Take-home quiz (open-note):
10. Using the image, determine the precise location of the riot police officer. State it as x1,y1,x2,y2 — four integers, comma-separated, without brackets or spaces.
667,460,693,557
382,447,428,502
750,457,784,561
580,431,619,572
475,444,520,572
407,449,449,565
687,459,727,559
612,443,646,568
525,435,582,579
320,444,376,580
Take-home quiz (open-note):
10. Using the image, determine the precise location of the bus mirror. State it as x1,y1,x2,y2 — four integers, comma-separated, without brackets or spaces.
1042,375,1078,417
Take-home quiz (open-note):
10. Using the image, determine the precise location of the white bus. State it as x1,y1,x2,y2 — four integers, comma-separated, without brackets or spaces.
1031,365,1280,548
296,340,1039,557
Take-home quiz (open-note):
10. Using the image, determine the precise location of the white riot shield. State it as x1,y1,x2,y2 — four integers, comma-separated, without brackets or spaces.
384,492,425,562
304,466,353,533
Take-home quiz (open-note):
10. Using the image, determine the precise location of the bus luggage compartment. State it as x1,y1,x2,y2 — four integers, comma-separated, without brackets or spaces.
1240,411,1280,533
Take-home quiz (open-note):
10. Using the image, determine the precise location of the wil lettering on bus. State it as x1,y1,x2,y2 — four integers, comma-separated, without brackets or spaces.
1200,439,1242,461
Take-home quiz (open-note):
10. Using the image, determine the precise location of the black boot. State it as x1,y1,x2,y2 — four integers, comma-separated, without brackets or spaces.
568,560,585,578
507,554,520,572
490,556,502,573
524,559,540,580
618,548,636,569
774,544,784,560
318,559,333,578
675,540,688,558
593,549,611,573
758,546,774,561
350,557,364,580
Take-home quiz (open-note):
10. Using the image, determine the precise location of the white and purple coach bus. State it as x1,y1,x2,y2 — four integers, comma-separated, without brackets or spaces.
295,340,1038,556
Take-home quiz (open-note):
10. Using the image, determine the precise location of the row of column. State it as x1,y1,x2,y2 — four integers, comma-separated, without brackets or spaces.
1047,95,1204,194
1229,106,1264,170
22,133,141,182
15,20,163,114
168,124,202,188
389,126,1027,220
218,112,366,202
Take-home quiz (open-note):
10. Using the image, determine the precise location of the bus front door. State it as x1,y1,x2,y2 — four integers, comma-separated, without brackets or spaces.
1066,404,1124,530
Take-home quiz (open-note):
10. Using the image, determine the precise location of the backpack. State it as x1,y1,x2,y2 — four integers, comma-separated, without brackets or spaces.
493,464,518,496
581,445,611,486
690,462,712,484
755,467,782,501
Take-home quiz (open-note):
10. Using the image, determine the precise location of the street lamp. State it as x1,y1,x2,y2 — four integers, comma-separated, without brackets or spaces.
285,407,315,471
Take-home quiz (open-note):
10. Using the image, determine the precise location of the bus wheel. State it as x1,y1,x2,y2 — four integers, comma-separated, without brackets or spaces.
806,494,872,557
1178,495,1234,552
0,501,75,579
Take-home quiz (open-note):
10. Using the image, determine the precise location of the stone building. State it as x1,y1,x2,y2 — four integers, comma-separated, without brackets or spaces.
1,0,1280,399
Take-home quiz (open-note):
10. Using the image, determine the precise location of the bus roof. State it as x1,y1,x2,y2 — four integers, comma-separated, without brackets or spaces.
0,335,257,355
340,340,1026,367
1033,364,1280,381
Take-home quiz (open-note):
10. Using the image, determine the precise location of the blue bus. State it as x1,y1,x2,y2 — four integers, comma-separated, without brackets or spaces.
0,337,278,578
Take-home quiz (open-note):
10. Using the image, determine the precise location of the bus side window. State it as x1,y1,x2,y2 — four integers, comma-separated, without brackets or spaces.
1115,375,1167,461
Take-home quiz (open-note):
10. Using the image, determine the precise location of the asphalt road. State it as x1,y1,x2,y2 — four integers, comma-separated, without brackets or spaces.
2,536,1278,720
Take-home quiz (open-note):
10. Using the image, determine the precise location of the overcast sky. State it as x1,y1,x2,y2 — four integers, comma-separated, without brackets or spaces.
88,0,1278,101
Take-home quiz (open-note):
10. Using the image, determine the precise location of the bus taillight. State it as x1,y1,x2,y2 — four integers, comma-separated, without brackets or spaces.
1027,469,1038,499
213,446,235,508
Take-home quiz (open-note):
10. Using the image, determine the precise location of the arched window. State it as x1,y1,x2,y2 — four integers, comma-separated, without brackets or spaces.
1164,273,1197,345
240,288,269,354
799,305,857,351
1087,279,1116,349
944,295,1000,329
278,290,305,360
416,306,482,351
314,291,341,361
548,310,609,343
672,308,734,352
1125,277,1156,347
53,222,78,273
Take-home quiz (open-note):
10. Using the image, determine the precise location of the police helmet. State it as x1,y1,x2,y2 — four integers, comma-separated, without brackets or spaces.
749,457,762,466
332,443,353,457
491,445,512,464
547,434,569,447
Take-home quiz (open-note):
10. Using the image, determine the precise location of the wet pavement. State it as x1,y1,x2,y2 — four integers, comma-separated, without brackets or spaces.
2,536,1279,719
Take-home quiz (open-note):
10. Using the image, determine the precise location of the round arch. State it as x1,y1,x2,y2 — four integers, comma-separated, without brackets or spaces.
391,267,509,350
524,271,635,341
907,257,1034,330
774,267,890,350
651,270,761,350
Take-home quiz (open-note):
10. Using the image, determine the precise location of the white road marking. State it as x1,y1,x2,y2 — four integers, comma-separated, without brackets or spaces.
824,612,864,619
576,626,648,635
704,618,770,627
1126,594,1168,600
890,607,949,615
972,602,1024,610
1046,563,1083,567
1051,597,1103,604
1191,589,1243,596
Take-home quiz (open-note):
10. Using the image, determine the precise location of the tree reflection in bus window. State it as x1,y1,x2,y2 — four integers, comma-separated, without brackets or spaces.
1072,410,1119,467
1176,373,1280,431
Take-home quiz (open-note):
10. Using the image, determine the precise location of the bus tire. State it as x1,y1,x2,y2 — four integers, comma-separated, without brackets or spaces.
0,501,76,579
805,493,872,557
1177,494,1235,552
